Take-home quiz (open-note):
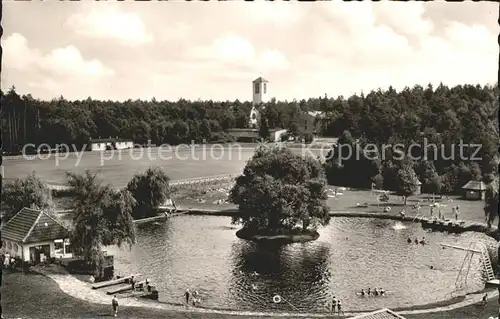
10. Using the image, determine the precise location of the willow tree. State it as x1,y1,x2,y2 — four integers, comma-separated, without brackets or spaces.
126,167,171,219
484,175,499,229
66,170,136,278
229,145,330,236
2,172,54,223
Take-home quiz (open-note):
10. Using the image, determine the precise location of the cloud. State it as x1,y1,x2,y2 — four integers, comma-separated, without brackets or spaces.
292,4,496,99
374,2,434,37
1,2,496,101
66,6,153,45
189,34,291,74
242,2,304,24
3,33,114,77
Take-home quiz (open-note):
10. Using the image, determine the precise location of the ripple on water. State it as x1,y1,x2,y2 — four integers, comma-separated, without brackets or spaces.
107,216,496,312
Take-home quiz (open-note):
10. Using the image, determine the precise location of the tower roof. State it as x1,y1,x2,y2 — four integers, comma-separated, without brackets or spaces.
253,77,269,83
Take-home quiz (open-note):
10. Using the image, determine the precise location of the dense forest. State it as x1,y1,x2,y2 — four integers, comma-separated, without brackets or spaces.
1,83,498,194
1,83,497,150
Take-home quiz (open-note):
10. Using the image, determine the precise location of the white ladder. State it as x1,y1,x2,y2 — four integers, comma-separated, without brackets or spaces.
479,245,496,282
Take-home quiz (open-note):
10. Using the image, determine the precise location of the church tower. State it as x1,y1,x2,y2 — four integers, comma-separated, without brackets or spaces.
249,77,269,128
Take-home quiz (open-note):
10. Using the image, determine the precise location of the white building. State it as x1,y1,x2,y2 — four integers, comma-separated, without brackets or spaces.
1,207,73,263
249,77,270,129
90,137,134,151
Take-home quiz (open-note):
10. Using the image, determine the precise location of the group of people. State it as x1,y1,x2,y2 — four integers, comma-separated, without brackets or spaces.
407,237,427,245
331,296,344,314
358,288,385,297
128,275,152,292
184,288,201,307
430,203,460,220
1,252,16,269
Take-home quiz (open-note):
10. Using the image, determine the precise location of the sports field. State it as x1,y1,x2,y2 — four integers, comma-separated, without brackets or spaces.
2,145,327,187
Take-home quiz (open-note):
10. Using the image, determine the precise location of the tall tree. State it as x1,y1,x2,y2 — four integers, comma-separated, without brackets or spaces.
126,167,171,219
66,170,136,278
2,172,54,223
259,117,270,140
229,145,330,234
395,165,420,207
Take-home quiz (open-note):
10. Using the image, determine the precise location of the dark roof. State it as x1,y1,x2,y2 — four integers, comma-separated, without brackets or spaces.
90,137,133,143
351,308,407,319
252,77,268,83
1,207,70,244
462,180,487,191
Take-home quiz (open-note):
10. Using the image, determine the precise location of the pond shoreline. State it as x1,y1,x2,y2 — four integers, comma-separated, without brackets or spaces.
139,208,498,240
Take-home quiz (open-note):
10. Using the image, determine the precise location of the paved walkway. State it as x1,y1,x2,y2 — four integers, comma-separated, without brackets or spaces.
35,266,498,318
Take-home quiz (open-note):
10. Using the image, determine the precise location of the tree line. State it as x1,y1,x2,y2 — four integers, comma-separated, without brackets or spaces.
3,83,497,153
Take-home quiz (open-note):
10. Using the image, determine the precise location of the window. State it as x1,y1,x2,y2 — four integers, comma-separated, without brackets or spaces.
263,83,267,94
254,82,260,94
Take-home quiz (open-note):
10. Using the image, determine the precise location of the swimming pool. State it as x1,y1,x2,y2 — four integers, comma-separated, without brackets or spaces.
108,215,496,313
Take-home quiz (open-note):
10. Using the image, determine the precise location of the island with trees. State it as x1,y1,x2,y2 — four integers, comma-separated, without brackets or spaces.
229,144,330,243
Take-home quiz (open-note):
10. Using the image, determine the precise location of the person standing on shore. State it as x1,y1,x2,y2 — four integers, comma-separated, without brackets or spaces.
112,295,119,317
331,296,337,313
184,289,191,307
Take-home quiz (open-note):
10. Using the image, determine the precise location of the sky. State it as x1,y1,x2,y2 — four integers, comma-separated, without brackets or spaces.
2,2,498,102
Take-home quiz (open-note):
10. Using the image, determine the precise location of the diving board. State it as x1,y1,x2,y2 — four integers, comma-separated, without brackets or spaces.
439,243,482,254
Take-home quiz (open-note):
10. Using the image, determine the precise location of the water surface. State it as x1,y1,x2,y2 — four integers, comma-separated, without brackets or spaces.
109,216,494,312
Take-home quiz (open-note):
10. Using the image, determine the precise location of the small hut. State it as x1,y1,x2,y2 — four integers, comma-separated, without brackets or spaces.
461,180,487,200
1,207,72,264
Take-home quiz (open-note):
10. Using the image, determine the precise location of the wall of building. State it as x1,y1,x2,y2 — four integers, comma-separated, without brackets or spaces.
0,239,73,262
116,141,134,150
2,239,23,260
464,190,483,200
90,141,133,151
298,113,322,135
249,107,260,128
252,81,269,105
226,129,260,141
22,241,56,262
270,129,288,142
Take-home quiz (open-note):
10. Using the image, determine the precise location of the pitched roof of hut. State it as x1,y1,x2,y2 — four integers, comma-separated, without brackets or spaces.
462,180,487,191
350,308,407,319
1,207,70,244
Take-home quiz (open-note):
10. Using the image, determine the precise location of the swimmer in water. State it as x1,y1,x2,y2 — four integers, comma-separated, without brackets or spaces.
360,289,366,296
415,238,419,244
407,238,412,243
367,288,371,296
374,288,379,296
420,237,426,245
379,288,385,296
